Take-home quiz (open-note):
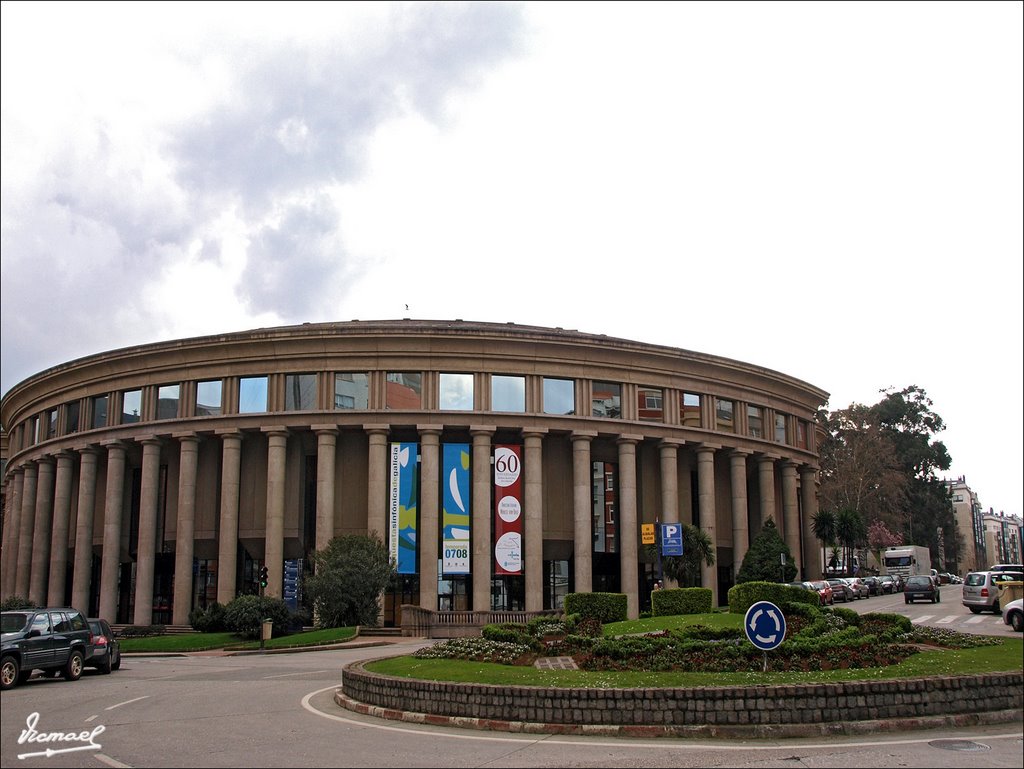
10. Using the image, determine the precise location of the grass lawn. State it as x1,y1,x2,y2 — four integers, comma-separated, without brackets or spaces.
366,613,1023,688
119,626,357,653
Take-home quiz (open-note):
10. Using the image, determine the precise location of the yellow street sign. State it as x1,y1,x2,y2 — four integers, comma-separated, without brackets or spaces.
641,523,655,545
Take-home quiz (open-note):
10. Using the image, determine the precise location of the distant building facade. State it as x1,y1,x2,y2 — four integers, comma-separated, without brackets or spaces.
0,320,828,625
945,476,985,574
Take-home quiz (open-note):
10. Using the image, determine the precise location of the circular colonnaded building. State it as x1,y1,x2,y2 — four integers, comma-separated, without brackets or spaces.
0,320,828,628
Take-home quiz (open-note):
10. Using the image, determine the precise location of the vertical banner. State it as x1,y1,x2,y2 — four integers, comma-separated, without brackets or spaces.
493,445,523,575
442,443,471,574
389,442,419,575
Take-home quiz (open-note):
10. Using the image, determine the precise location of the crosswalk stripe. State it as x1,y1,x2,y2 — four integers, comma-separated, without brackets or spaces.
935,616,957,624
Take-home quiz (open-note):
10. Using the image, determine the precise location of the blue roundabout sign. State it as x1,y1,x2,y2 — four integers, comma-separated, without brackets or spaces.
743,600,787,651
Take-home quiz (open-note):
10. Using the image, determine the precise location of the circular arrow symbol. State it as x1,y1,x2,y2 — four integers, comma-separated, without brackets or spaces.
744,601,787,651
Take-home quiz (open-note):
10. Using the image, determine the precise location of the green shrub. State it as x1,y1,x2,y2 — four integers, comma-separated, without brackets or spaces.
0,595,34,611
119,624,167,638
652,587,712,616
223,595,292,640
189,602,227,632
563,592,627,623
727,581,817,613
481,622,533,645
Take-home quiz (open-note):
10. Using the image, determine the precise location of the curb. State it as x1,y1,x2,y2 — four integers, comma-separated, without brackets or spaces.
121,639,396,658
334,691,1024,740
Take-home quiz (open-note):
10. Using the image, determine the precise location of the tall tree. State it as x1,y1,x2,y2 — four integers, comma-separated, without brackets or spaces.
870,386,954,560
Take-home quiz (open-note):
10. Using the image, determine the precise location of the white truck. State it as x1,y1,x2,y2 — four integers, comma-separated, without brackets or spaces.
883,545,931,582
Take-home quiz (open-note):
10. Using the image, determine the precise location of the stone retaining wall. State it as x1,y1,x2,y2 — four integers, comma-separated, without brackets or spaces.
339,660,1023,738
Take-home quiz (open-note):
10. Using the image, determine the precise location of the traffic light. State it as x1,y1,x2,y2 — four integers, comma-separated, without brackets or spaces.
258,565,269,589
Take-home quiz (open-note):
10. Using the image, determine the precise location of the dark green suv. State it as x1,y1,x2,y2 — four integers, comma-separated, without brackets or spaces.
1,608,93,690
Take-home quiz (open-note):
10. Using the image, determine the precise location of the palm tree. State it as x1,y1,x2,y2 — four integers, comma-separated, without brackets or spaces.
835,507,866,576
811,509,837,579
641,524,715,587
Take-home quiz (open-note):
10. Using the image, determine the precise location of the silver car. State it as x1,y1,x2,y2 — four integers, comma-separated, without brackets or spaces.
961,571,1023,614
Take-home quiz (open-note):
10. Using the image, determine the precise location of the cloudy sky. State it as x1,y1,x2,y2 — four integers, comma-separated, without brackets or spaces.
2,2,1021,515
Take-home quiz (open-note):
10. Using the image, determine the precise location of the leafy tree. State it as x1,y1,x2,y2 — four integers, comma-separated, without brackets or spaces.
736,518,796,583
810,509,837,579
304,534,395,628
867,520,902,575
818,385,955,566
223,595,291,639
642,524,715,587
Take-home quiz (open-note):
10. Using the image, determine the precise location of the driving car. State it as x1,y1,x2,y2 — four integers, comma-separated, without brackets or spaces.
962,570,1024,614
1,608,93,690
85,618,121,674
904,574,939,604
1003,598,1024,632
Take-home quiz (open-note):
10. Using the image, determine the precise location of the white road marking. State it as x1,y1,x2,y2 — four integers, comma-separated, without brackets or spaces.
935,615,957,624
95,753,133,768
105,696,150,710
263,670,331,679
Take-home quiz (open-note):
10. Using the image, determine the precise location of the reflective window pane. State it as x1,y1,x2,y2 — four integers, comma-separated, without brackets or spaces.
386,372,421,409
122,389,142,424
157,384,180,420
285,373,317,411
592,382,621,419
543,378,574,415
775,413,787,443
196,381,223,417
239,376,268,414
797,420,808,449
65,401,80,434
491,375,525,413
638,387,663,422
334,373,369,409
91,395,108,429
439,373,474,411
46,409,57,439
592,461,617,554
681,392,701,427
715,398,734,432
747,405,763,438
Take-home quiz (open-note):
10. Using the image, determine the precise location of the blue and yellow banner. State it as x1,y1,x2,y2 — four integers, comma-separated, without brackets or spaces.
442,443,471,574
389,443,419,574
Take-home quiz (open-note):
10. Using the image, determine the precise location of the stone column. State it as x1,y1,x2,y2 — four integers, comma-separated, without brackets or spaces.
800,466,820,580
617,436,641,620
29,458,56,607
71,448,99,614
659,440,681,588
729,450,751,580
172,435,200,625
781,461,801,576
365,426,390,544
418,427,442,611
696,445,718,606
314,427,339,556
2,468,25,598
216,431,243,605
471,427,494,613
15,464,39,600
133,438,162,625
757,455,777,531
264,429,289,599
572,432,595,594
47,452,75,606
99,442,127,622
523,430,546,612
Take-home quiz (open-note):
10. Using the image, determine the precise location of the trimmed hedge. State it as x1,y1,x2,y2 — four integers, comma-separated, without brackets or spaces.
727,580,819,613
651,587,712,616
563,592,627,623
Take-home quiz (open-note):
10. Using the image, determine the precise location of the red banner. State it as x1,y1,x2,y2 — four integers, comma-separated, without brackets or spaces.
493,445,523,575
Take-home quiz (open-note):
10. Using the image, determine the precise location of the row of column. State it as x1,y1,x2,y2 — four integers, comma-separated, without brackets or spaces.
1,426,819,623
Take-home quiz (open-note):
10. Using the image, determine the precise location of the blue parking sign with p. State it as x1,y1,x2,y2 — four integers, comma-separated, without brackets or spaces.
660,523,683,556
